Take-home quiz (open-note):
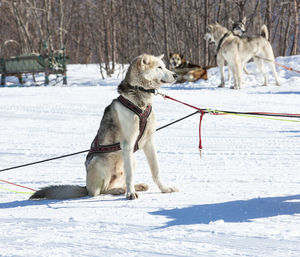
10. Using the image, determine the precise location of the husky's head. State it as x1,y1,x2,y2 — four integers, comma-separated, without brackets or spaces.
169,53,183,69
126,54,177,89
204,22,229,44
229,17,246,36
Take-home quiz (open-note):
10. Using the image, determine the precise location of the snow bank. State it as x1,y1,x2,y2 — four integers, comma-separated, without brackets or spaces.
0,56,299,257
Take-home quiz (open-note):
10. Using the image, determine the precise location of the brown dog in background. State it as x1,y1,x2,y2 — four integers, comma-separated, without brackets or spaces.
169,53,208,83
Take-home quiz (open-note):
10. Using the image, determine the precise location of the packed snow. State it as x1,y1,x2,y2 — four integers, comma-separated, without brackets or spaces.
0,55,300,257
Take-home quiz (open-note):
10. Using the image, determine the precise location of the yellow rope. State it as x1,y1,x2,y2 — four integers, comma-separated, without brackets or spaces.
0,186,32,195
207,109,300,123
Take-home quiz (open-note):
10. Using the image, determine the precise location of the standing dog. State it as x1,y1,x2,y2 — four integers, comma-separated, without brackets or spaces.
228,17,251,76
30,54,178,200
205,22,280,89
229,17,247,37
169,53,208,83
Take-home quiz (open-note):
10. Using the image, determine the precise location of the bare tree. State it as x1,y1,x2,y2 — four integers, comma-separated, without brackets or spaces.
204,0,209,66
291,0,299,55
162,0,169,59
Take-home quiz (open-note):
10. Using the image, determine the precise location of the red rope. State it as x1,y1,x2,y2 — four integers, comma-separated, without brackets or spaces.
162,94,203,111
161,94,207,154
198,111,205,151
254,56,300,74
274,62,300,74
159,92,300,155
160,93,300,118
0,179,37,191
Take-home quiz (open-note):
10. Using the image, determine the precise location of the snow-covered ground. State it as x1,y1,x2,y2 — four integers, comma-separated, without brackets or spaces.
0,56,300,257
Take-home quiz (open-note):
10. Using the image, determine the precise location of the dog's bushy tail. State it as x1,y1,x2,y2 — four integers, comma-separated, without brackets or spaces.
29,185,88,200
261,25,269,41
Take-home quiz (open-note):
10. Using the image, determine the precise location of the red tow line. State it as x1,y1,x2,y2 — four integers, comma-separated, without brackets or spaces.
0,178,37,191
158,93,209,155
157,92,300,156
274,62,300,74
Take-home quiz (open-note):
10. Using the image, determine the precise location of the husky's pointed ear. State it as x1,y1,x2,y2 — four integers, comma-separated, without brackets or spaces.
242,16,247,24
158,54,164,60
141,54,150,66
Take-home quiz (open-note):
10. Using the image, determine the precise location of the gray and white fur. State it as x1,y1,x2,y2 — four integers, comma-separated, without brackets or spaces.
30,54,178,200
204,22,280,89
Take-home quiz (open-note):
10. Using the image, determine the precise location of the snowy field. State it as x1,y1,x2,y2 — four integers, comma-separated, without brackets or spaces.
0,55,300,256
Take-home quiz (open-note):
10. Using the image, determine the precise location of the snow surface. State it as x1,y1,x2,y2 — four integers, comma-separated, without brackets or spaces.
0,56,300,257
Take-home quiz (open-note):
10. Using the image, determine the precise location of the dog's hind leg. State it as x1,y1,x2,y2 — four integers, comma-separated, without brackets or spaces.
143,137,178,193
234,56,243,89
268,60,280,86
264,45,280,86
217,55,225,87
237,64,243,89
86,156,110,197
227,68,232,85
254,57,268,86
229,63,241,89
243,65,252,75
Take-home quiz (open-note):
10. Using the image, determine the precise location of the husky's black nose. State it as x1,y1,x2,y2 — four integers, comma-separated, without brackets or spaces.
173,73,178,79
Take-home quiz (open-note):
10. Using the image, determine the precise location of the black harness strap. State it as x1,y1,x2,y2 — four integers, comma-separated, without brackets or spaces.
216,32,231,55
87,95,152,159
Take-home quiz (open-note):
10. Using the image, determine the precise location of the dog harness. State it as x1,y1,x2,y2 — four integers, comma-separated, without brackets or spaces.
87,95,152,159
216,32,231,55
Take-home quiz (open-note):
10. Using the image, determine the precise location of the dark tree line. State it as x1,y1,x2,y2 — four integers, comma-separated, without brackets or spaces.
0,0,299,78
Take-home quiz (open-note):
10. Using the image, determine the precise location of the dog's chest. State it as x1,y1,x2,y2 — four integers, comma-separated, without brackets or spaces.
117,96,154,151
136,112,155,147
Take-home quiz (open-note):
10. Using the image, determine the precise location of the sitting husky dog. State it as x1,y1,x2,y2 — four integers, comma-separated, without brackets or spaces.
30,54,178,200
169,53,208,83
204,22,280,89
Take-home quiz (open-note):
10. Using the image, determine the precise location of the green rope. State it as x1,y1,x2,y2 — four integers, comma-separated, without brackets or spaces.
207,109,300,123
0,186,32,195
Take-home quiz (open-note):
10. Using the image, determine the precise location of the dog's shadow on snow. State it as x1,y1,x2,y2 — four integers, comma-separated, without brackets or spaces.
0,199,83,209
0,196,127,209
150,194,300,228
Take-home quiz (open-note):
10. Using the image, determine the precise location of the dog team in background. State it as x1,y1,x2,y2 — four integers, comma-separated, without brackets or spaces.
171,17,280,89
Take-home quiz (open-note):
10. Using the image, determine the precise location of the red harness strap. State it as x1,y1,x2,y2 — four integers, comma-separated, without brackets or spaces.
87,96,152,159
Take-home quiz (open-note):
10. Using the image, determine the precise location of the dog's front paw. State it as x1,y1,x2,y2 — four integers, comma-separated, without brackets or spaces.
126,192,139,200
161,186,179,193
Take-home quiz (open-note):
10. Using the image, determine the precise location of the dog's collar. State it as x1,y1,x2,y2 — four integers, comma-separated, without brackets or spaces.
133,85,156,94
216,32,231,54
117,81,157,100
118,80,156,94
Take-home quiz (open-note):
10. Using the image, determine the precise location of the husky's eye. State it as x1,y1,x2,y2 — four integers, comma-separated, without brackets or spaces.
158,66,163,70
